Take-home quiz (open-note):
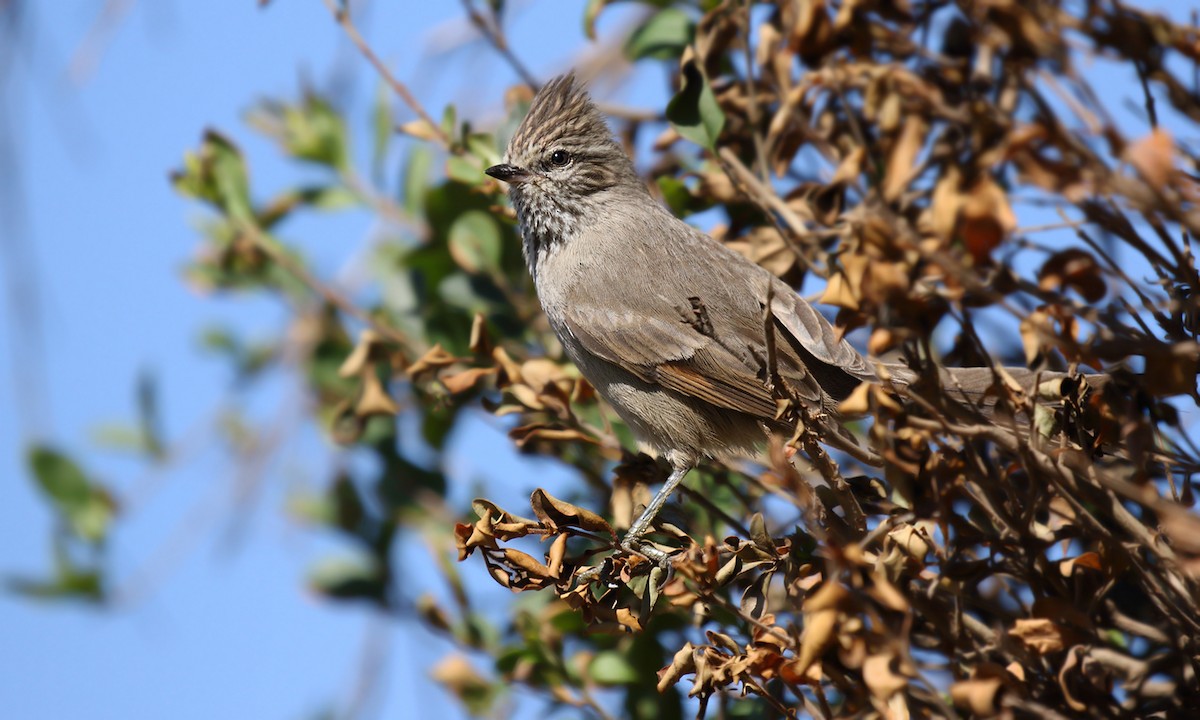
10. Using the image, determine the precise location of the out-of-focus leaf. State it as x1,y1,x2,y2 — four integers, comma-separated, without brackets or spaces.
283,93,349,169
89,424,145,453
582,0,610,39
331,474,366,535
449,210,502,274
307,556,386,603
403,145,434,216
430,654,497,716
1038,248,1106,302
626,8,695,60
589,650,640,684
371,82,393,179
657,176,692,216
666,56,725,150
171,130,255,223
467,133,502,169
447,155,486,186
27,447,115,543
7,562,104,603
440,104,458,143
137,371,165,460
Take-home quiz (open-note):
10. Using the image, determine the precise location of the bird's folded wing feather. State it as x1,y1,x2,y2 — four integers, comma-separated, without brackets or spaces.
563,304,780,419
768,279,878,384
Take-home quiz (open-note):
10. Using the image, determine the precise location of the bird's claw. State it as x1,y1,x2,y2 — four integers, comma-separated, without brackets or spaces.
620,535,674,573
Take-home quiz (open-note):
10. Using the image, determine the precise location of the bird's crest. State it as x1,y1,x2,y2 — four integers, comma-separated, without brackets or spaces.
507,73,612,158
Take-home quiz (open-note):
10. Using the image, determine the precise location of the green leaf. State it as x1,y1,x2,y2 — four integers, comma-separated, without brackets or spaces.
171,130,255,223
657,176,692,216
403,145,434,216
446,155,486,186
448,210,502,274
441,104,458,143
287,491,334,526
285,93,350,169
29,447,92,514
89,423,146,453
307,556,386,603
466,133,502,169
371,82,393,180
297,185,359,210
7,567,104,603
331,474,366,535
583,0,610,39
666,59,725,150
27,447,115,543
626,8,694,61
137,370,165,460
589,650,639,685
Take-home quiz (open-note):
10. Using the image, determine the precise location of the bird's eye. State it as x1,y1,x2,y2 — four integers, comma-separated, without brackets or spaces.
549,150,571,167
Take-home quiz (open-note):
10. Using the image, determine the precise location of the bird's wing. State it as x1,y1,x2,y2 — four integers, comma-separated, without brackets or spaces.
562,304,780,419
767,278,878,385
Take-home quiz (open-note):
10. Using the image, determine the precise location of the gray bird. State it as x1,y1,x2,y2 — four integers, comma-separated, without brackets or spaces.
486,73,1065,565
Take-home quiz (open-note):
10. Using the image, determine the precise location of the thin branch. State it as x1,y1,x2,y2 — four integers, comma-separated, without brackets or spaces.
322,0,450,146
242,223,411,348
718,145,827,277
460,0,538,89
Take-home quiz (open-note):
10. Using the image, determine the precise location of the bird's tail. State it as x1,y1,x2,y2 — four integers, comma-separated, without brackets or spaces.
883,363,1102,410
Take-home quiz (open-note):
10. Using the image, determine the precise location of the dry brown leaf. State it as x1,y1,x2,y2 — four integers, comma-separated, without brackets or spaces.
887,523,932,562
1019,307,1053,366
491,346,523,385
430,654,490,696
1124,128,1176,191
863,652,908,702
1009,617,1067,655
657,643,697,692
960,175,1016,263
792,582,848,676
441,366,497,394
1059,551,1104,577
868,327,898,355
1038,248,1106,302
338,329,382,378
407,343,461,378
793,608,838,677
866,575,909,612
725,227,795,279
468,312,492,355
949,677,1004,716
786,0,836,65
615,607,643,633
929,167,964,242
509,424,598,449
1143,345,1199,396
863,260,910,304
397,119,443,142
546,532,568,579
819,271,859,310
529,488,615,537
820,252,869,309
837,382,873,415
883,114,926,201
832,146,866,186
355,370,399,417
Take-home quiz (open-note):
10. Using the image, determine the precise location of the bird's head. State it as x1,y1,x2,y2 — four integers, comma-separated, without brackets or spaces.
487,73,642,257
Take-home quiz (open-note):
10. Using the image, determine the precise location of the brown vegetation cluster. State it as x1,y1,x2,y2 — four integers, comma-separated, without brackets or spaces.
441,1,1200,716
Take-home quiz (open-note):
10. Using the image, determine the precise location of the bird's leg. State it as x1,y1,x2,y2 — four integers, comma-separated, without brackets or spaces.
620,465,690,568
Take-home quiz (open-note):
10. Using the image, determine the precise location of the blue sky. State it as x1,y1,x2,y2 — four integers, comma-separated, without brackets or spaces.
0,2,604,718
1,1,1195,719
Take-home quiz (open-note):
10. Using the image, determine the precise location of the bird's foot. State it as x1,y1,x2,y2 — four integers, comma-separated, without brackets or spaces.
620,534,674,572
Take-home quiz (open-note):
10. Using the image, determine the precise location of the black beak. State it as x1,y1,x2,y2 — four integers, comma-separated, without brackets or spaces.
485,164,529,183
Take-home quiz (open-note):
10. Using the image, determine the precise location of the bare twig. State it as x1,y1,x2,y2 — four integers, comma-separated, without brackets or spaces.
321,0,450,146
